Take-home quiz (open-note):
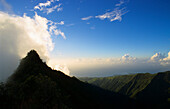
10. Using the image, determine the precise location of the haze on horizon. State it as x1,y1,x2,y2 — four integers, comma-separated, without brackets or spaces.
0,0,170,80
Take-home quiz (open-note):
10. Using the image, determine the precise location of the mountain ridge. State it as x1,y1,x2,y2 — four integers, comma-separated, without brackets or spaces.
1,50,135,109
79,71,170,105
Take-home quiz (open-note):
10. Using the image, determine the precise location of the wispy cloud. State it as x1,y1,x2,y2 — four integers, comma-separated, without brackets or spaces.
81,0,129,22
81,16,93,20
34,0,54,10
95,7,128,22
115,0,125,6
66,23,75,27
34,0,62,14
56,21,64,25
49,24,66,39
46,4,62,14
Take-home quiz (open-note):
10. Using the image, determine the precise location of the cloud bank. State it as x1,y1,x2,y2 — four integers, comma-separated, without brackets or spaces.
0,11,66,81
67,52,170,77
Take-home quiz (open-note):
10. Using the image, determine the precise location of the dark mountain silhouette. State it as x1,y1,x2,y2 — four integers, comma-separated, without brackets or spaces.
0,50,136,109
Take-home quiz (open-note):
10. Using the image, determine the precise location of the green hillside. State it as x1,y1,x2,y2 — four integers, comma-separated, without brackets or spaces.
136,72,170,104
79,72,168,99
79,72,170,108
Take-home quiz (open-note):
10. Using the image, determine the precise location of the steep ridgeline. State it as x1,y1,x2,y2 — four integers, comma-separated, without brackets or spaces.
136,72,170,106
79,72,170,107
80,73,155,97
0,50,136,109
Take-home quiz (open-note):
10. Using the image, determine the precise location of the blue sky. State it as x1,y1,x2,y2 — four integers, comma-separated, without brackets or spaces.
1,0,170,77
2,0,170,58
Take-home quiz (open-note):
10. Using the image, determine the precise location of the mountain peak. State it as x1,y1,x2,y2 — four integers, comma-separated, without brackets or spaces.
27,50,39,56
26,49,40,59
23,50,42,64
7,50,47,82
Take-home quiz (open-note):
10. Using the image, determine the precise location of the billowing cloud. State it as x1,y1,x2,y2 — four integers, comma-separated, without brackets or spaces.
81,16,93,20
160,51,170,65
34,0,62,14
149,52,170,66
121,54,136,62
0,11,66,81
162,52,170,61
150,53,165,62
95,7,128,22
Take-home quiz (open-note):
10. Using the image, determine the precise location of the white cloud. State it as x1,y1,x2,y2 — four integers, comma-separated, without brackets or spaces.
34,0,62,14
81,16,93,20
149,52,170,66
0,11,66,81
57,7,63,12
46,4,62,14
121,54,136,62
162,52,170,61
160,51,170,65
150,53,165,62
49,25,66,39
34,0,53,10
95,7,128,22
56,21,64,25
